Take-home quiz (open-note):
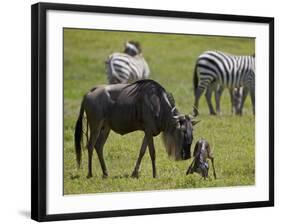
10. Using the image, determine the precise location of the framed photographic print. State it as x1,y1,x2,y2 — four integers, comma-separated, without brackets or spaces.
31,2,274,222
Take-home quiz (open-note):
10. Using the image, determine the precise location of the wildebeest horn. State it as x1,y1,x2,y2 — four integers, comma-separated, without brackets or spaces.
191,120,201,126
188,114,194,120
171,107,177,114
173,114,185,120
187,111,200,126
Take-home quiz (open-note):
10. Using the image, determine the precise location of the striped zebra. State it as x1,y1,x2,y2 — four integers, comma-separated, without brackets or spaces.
105,41,150,84
193,51,255,115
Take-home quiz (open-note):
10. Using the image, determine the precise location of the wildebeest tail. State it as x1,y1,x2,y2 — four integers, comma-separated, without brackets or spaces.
193,63,198,96
74,95,86,168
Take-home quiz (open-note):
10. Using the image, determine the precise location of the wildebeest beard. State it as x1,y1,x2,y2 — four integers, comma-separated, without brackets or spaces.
162,118,192,161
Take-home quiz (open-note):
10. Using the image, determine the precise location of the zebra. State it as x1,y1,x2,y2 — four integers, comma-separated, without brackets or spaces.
193,51,255,115
105,41,150,84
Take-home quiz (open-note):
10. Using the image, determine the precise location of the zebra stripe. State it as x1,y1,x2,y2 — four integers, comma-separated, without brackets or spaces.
105,52,150,84
193,50,255,115
196,51,255,90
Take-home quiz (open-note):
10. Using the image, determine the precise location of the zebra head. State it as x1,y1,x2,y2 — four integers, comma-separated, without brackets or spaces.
124,41,142,56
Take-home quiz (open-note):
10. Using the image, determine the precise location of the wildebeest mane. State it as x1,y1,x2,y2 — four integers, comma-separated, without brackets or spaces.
123,80,183,160
125,79,166,98
124,80,176,114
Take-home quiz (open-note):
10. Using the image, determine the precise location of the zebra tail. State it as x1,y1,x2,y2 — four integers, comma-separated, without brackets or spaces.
193,63,199,96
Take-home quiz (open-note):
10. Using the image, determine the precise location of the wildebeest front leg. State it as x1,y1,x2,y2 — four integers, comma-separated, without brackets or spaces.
95,126,110,178
147,136,157,178
131,136,148,178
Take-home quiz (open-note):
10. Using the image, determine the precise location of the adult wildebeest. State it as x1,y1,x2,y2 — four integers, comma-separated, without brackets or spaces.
75,79,199,178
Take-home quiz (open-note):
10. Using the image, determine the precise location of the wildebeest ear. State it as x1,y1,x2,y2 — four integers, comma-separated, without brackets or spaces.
191,120,201,126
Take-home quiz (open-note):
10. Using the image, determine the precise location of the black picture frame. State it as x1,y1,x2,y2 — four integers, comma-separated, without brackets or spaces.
31,2,274,222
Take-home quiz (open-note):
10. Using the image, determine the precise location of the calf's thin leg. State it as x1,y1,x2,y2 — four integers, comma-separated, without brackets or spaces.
210,157,217,179
186,159,195,175
131,136,148,178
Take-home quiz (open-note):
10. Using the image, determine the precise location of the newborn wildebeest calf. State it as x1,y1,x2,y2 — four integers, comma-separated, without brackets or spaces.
186,138,217,179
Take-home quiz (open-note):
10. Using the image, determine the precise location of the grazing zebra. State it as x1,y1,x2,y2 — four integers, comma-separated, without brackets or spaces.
193,51,255,115
105,41,150,84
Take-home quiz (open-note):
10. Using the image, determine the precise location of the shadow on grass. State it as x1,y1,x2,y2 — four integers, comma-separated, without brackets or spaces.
70,174,80,180
112,174,130,179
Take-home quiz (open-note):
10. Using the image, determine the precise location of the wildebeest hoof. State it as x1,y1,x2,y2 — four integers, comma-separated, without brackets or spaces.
87,174,93,179
131,171,139,178
102,174,108,179
210,112,217,115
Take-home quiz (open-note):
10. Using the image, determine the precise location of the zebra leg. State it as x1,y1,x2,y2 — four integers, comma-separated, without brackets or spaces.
95,126,111,178
147,135,157,178
250,87,255,115
238,87,249,115
233,87,244,115
215,85,224,115
194,88,204,116
205,87,216,115
229,87,235,114
131,136,148,178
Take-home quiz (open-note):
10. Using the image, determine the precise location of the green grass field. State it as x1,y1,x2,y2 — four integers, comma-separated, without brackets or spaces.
63,28,255,195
